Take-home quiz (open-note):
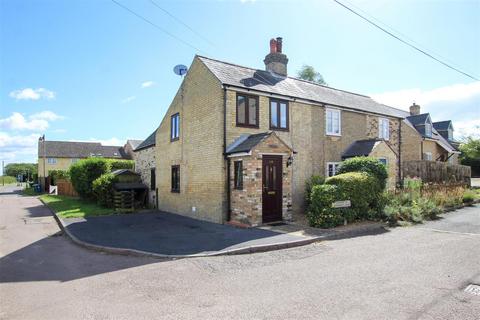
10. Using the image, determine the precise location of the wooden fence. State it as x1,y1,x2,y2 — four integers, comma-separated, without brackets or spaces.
402,161,471,185
56,179,79,197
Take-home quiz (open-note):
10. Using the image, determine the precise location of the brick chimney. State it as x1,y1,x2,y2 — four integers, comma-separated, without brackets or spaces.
264,37,288,76
409,103,420,115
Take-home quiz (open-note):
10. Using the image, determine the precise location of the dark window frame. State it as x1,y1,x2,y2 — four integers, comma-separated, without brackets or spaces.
236,93,259,128
171,165,180,193
269,98,289,131
233,160,243,190
150,168,156,191
171,113,180,142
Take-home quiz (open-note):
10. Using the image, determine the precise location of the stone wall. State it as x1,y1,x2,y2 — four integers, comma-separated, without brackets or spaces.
134,146,156,207
368,141,398,189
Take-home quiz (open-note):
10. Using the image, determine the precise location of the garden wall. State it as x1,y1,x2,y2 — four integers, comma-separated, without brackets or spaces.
402,161,471,185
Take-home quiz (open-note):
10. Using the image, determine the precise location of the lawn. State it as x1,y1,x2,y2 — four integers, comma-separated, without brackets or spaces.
1,176,17,185
23,187,39,196
40,195,115,219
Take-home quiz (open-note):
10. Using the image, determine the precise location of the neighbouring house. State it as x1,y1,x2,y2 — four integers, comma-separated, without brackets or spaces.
148,37,462,226
402,103,460,164
133,130,157,208
37,138,132,191
124,139,143,160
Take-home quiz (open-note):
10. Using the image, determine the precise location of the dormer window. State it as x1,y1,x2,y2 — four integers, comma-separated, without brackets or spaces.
425,117,432,138
448,126,453,140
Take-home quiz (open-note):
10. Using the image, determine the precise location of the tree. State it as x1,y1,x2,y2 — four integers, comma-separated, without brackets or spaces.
297,65,327,85
4,163,37,178
459,134,480,177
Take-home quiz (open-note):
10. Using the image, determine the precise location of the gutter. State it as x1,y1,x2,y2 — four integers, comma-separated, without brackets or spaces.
223,86,231,222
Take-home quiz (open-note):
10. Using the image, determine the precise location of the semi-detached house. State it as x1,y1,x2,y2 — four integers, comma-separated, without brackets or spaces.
140,37,459,226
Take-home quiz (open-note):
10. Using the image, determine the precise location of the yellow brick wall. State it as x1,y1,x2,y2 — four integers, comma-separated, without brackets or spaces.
422,140,448,161
155,57,226,223
400,122,422,162
38,157,78,178
368,142,398,189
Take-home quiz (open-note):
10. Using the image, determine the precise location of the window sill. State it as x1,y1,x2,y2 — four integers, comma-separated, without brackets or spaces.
236,124,259,129
326,133,342,137
171,190,180,193
270,127,289,132
170,137,179,142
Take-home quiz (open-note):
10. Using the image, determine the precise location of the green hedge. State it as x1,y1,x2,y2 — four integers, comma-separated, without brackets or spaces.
69,158,134,199
307,172,385,228
337,157,388,191
48,170,69,185
92,173,117,207
304,175,326,208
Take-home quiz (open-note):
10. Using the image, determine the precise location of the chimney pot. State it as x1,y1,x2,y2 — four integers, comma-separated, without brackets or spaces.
410,102,421,116
276,37,283,53
269,39,277,54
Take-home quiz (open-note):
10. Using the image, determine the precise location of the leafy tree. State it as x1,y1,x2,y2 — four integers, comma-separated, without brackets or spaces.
459,134,480,176
4,163,37,178
297,65,327,85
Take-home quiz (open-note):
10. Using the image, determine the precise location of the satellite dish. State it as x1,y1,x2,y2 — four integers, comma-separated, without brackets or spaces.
173,64,188,76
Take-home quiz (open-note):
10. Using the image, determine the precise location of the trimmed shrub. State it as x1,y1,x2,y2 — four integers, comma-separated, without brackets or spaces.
305,175,326,208
307,184,344,228
109,159,134,171
308,172,385,228
326,171,383,220
92,173,117,207
337,157,388,190
69,158,110,199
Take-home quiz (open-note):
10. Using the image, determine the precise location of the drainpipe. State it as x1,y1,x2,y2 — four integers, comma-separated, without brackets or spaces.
223,86,231,222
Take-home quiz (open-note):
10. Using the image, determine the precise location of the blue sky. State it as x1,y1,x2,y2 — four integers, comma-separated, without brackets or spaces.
1,0,479,170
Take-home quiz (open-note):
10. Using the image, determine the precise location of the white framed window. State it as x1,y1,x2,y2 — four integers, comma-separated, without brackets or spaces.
47,158,57,164
378,158,388,166
448,127,453,140
71,158,80,163
326,108,341,136
378,117,390,140
326,162,341,177
423,152,432,161
425,117,432,138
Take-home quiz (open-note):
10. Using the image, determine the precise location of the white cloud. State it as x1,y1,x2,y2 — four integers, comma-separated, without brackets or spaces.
0,111,64,132
9,88,56,100
0,132,40,164
0,113,49,131
141,81,155,88
30,110,64,121
121,96,136,103
371,81,480,139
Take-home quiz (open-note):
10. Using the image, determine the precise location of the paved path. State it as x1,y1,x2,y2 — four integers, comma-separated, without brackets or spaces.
1,186,479,320
60,211,316,257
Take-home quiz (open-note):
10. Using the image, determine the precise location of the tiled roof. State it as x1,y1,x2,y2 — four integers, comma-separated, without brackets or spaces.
406,113,429,127
127,139,143,150
38,141,130,159
198,56,409,119
134,130,157,151
226,132,272,154
342,139,382,158
433,121,451,131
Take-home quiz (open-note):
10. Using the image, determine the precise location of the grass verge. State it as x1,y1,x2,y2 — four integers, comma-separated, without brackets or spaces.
40,194,114,219
0,176,17,185
22,187,39,196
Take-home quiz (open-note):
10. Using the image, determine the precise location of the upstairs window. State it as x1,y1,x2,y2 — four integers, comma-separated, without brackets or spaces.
47,158,57,164
270,99,289,130
326,108,341,136
448,127,453,140
171,113,180,141
379,118,390,140
150,168,156,191
236,94,258,127
423,152,432,161
171,165,180,193
234,161,243,190
425,118,432,138
71,158,80,164
326,162,341,177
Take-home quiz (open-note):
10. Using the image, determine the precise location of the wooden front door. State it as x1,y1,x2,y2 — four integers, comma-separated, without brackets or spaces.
262,155,283,223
